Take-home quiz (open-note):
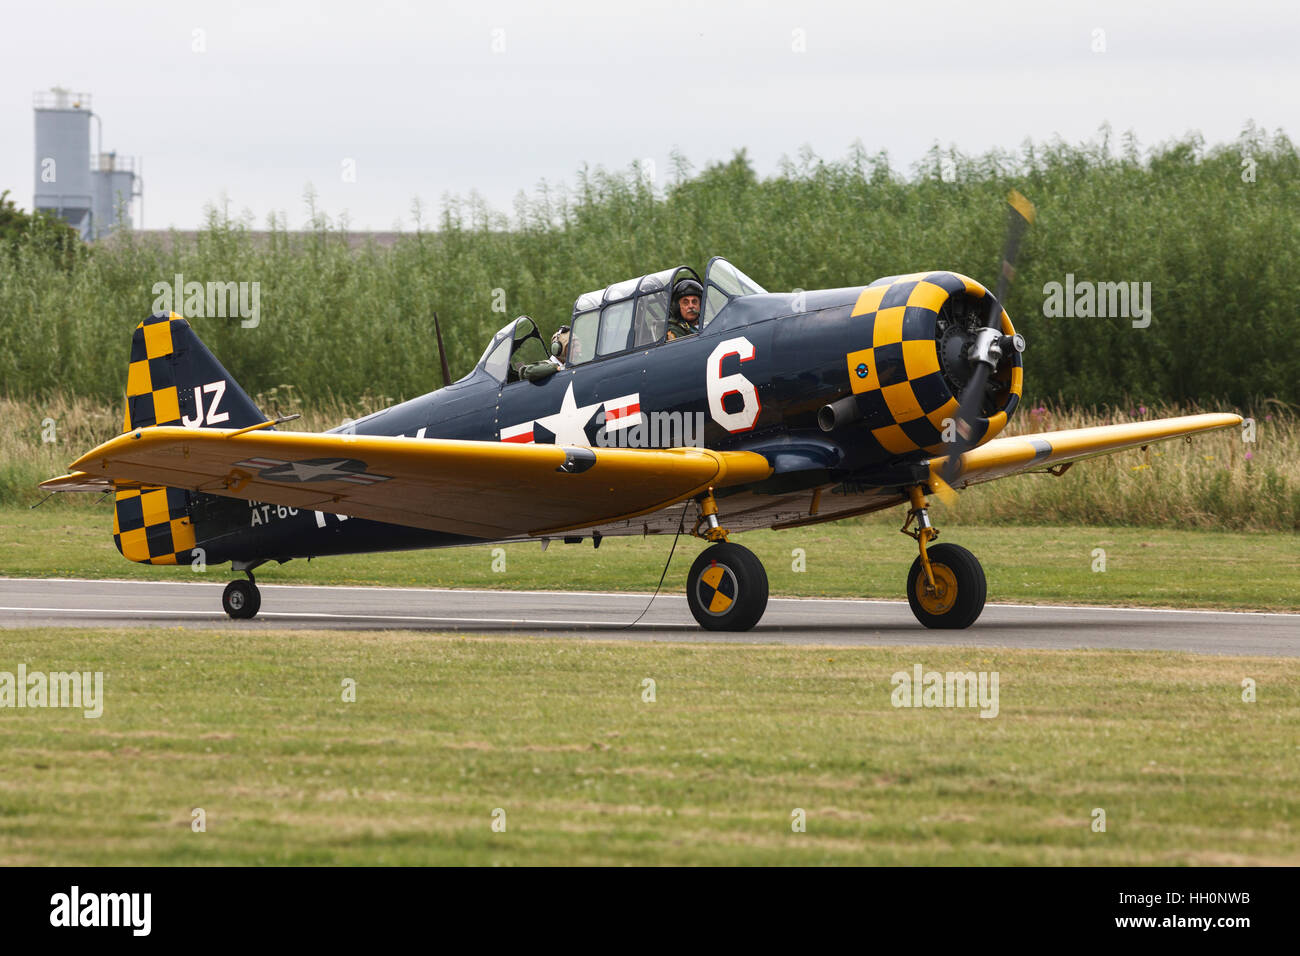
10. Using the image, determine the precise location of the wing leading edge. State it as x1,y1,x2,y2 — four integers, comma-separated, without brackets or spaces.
929,413,1243,489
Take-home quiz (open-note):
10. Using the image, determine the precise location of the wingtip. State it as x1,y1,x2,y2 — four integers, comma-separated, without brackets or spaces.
39,471,113,493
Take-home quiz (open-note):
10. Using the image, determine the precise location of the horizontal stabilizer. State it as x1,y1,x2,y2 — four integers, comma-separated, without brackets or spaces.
39,472,115,493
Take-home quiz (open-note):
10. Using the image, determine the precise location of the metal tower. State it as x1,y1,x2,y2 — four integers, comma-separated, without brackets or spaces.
33,88,142,240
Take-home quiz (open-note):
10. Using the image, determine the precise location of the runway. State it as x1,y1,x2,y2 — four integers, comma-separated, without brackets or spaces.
2,577,1296,656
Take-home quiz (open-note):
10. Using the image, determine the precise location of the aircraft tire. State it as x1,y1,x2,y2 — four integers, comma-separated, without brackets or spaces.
223,579,261,620
906,543,986,629
686,542,768,631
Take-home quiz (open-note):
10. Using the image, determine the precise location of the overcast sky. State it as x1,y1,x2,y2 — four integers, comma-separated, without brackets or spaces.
3,0,1294,231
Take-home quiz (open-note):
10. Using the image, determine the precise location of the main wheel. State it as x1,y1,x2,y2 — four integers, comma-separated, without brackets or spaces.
906,543,986,629
686,542,768,631
222,579,261,620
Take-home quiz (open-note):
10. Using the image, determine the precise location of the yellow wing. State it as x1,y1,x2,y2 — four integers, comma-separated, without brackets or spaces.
46,427,772,538
929,413,1242,489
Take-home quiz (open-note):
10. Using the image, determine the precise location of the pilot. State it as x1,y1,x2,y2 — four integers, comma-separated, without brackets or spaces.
519,326,570,382
666,279,703,340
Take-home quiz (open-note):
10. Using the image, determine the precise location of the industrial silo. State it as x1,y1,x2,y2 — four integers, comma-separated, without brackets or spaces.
33,89,95,239
33,88,140,241
93,152,139,237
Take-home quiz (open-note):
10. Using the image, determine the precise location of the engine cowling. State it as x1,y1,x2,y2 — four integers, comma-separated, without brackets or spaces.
820,271,1022,455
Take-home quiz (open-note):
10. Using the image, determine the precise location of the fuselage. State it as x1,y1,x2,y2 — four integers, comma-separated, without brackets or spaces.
190,273,1021,565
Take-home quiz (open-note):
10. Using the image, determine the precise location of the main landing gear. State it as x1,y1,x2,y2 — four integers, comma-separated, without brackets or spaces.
682,485,987,631
685,490,769,631
901,486,986,628
222,568,262,620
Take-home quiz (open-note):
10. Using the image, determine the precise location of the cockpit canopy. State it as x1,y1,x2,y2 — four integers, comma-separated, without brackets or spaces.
567,257,766,366
473,258,767,381
475,316,548,384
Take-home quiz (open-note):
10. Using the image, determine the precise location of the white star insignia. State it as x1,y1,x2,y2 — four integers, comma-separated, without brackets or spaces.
284,459,356,481
251,458,391,484
534,382,601,447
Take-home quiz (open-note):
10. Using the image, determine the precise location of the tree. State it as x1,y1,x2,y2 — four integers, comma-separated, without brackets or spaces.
0,189,82,267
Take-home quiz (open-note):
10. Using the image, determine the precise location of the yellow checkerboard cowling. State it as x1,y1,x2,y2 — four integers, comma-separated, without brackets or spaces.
124,312,185,430
843,271,1022,457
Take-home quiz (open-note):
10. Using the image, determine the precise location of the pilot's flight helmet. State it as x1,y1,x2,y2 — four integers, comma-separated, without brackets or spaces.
551,325,571,359
673,279,703,302
671,279,703,319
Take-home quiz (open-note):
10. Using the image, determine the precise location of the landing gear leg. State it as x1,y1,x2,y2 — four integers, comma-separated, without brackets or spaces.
222,568,262,620
901,485,986,629
685,488,768,631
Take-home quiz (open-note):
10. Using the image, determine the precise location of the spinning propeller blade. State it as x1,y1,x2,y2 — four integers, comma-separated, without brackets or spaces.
939,190,1035,487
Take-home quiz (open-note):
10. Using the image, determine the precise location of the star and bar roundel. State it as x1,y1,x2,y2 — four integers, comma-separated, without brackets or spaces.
234,457,393,484
500,382,640,445
842,271,1023,457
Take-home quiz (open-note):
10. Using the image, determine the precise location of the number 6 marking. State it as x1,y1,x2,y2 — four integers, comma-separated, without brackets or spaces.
707,337,760,433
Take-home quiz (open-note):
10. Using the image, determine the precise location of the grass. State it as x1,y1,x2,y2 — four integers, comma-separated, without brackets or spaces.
3,504,1298,612
1,628,1296,865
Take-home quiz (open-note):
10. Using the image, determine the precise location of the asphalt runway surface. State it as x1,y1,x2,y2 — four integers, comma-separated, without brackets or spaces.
2,577,1297,656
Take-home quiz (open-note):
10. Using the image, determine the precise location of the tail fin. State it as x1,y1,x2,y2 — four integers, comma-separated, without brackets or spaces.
115,312,267,564
123,311,266,431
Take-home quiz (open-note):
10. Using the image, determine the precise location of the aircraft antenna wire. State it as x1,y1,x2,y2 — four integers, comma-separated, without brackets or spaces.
623,502,689,629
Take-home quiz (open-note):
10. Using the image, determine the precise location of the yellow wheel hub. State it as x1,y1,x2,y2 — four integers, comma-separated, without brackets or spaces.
915,563,958,615
697,562,738,615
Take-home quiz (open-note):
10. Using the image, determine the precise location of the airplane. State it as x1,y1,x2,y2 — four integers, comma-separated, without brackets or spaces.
42,193,1241,631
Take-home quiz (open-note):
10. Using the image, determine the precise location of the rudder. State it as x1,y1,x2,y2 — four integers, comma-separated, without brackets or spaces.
115,311,267,564
124,311,266,431
113,484,197,565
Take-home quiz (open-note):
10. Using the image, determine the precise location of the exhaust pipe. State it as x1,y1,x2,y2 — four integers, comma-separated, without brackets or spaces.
818,394,859,432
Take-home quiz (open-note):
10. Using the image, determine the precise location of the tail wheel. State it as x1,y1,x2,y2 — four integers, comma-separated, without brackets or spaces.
222,579,261,620
686,542,768,631
906,543,986,629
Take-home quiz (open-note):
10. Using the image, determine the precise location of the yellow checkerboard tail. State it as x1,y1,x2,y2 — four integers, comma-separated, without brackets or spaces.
115,312,269,564
123,312,266,432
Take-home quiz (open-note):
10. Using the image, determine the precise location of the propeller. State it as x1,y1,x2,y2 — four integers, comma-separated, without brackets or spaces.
938,189,1035,489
